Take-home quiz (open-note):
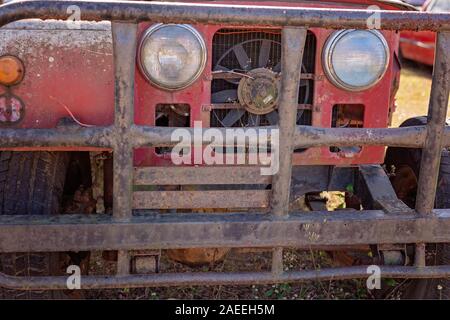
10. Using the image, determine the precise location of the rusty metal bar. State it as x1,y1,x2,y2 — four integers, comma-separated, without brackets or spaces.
212,72,316,81
112,22,136,220
1,1,450,31
133,190,270,209
414,32,450,268
292,126,440,149
111,22,138,274
416,32,450,215
270,27,306,275
134,166,271,185
2,265,450,290
271,27,306,217
0,126,115,149
4,210,450,257
2,125,450,150
359,165,413,214
271,247,284,275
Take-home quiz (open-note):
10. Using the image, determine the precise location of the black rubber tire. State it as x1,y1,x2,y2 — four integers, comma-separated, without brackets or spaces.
0,151,69,299
385,117,450,299
385,116,428,179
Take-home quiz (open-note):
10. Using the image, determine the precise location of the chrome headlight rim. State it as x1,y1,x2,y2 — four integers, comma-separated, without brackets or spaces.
322,29,390,92
137,23,207,91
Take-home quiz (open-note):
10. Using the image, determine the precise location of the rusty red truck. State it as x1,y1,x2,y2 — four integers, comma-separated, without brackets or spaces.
0,0,449,299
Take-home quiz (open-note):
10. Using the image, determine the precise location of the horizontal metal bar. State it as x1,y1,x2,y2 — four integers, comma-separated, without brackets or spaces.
134,166,271,185
0,126,115,148
1,1,449,31
1,125,448,150
212,72,316,81
2,265,450,290
204,103,313,110
293,126,437,149
132,125,450,149
1,210,450,253
133,190,270,209
0,125,435,149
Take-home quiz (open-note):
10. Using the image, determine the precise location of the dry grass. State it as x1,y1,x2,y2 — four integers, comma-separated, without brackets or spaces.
392,60,450,127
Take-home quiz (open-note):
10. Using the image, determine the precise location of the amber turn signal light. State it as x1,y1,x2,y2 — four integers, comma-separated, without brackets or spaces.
0,55,24,86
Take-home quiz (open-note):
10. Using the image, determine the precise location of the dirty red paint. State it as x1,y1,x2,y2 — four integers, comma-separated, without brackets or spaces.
0,0,403,166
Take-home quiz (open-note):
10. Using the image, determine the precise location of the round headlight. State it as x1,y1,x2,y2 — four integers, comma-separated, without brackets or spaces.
323,30,389,91
138,24,207,90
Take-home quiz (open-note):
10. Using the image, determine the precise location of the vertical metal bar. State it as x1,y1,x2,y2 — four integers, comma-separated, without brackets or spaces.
111,22,138,274
416,32,450,215
271,27,307,216
272,248,284,275
415,31,450,266
117,250,131,275
271,27,307,274
414,243,426,268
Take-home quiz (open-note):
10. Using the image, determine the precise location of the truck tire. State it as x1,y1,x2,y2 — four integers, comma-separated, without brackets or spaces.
0,151,69,299
385,116,450,299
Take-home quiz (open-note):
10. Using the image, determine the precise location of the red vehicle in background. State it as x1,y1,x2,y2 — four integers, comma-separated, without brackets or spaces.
400,0,449,65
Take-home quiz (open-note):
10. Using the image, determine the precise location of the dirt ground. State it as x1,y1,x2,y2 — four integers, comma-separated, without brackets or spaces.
85,60,437,300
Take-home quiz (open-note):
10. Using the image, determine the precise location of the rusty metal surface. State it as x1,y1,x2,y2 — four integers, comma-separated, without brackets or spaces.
359,165,413,214
111,22,136,222
271,28,306,217
111,22,138,275
416,32,450,215
2,210,450,253
269,27,306,275
1,1,450,31
2,265,450,290
0,0,450,286
2,125,447,149
133,190,271,209
414,32,450,268
134,166,271,185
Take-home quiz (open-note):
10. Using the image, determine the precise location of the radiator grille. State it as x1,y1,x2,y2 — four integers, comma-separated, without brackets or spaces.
210,29,316,128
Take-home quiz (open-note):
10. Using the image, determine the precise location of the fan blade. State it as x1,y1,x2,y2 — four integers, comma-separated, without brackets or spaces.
213,64,230,72
211,90,238,103
222,109,246,127
247,114,260,126
266,111,279,125
233,44,251,70
258,40,271,68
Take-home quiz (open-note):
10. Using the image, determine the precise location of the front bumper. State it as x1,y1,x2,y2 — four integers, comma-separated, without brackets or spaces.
0,0,450,289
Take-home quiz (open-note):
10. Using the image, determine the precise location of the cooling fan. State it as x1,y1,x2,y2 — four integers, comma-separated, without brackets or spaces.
211,35,311,127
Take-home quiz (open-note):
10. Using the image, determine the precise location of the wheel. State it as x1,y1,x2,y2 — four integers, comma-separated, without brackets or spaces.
385,116,450,299
0,151,69,299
